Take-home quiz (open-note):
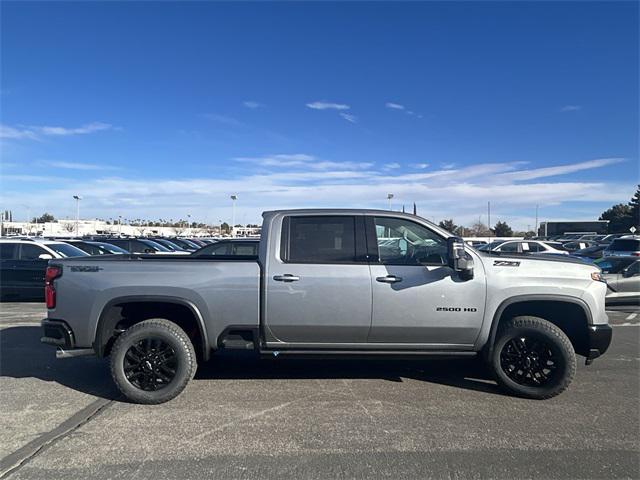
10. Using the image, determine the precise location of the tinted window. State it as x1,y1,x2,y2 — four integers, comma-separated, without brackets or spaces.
609,239,640,251
287,216,356,263
499,242,519,253
0,243,18,260
91,242,129,254
626,261,640,276
595,257,635,273
523,242,542,252
20,244,48,260
104,239,129,250
232,243,258,255
47,244,88,258
195,243,231,256
374,217,446,265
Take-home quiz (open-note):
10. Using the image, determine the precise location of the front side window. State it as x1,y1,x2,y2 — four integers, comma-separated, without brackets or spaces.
373,217,446,265
286,216,357,263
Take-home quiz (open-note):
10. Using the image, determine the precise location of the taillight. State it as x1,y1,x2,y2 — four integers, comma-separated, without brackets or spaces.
632,252,640,257
45,266,62,309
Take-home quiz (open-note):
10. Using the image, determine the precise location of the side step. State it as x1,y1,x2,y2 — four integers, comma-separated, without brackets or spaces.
218,328,258,350
259,350,478,360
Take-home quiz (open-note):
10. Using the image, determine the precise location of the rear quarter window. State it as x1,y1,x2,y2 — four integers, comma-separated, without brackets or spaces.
609,239,640,251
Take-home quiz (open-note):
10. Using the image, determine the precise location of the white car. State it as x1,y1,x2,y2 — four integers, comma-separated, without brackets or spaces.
484,240,568,255
0,238,89,260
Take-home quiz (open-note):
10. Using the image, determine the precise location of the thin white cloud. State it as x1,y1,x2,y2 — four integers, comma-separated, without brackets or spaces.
234,153,371,171
384,162,401,169
243,101,264,109
560,105,581,112
339,113,358,123
385,102,405,110
1,122,113,140
498,158,624,181
306,101,350,111
385,102,422,118
43,160,121,171
203,114,244,127
411,163,430,169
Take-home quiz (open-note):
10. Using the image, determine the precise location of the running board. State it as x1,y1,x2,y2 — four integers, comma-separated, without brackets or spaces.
259,350,477,360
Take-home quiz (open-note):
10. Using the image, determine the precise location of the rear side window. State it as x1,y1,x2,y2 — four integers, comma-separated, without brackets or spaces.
20,244,49,260
284,216,357,263
0,243,18,260
609,239,640,251
499,242,519,253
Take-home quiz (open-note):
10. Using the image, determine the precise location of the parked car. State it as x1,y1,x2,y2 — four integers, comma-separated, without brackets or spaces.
560,241,597,252
603,236,640,257
594,257,640,305
579,234,607,242
599,234,627,245
149,238,189,252
571,244,607,261
165,238,199,251
192,238,259,257
101,238,188,255
0,239,88,301
42,209,611,404
481,240,568,255
63,239,130,255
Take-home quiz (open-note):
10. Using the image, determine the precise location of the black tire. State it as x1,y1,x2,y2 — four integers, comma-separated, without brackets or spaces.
110,318,197,404
492,316,576,400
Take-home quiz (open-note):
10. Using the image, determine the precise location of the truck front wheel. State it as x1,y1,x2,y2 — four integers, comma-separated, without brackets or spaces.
492,316,576,400
110,318,197,404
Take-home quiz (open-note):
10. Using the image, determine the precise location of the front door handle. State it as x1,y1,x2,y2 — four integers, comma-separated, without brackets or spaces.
376,275,403,284
273,274,300,282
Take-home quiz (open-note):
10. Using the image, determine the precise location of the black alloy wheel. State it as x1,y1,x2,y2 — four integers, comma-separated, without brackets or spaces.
123,338,178,391
499,335,558,387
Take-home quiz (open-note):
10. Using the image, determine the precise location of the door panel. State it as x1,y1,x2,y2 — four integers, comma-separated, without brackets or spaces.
368,216,486,346
265,215,372,344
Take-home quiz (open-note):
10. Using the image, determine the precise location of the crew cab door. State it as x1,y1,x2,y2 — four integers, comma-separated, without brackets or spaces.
367,216,486,347
264,215,372,345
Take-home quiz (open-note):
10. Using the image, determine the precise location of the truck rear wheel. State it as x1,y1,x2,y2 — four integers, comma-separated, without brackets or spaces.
492,316,576,400
110,318,197,404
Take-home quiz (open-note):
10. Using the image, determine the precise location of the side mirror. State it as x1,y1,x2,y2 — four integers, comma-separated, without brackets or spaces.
447,237,474,280
38,253,54,260
144,248,155,254
622,268,637,278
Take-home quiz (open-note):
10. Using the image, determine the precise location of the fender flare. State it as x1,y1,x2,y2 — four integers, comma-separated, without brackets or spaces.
93,295,210,360
484,294,593,360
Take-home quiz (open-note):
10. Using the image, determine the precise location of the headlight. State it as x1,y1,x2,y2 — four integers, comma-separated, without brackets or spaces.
591,272,606,283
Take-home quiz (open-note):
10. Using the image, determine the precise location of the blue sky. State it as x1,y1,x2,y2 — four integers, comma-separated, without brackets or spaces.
1,1,638,229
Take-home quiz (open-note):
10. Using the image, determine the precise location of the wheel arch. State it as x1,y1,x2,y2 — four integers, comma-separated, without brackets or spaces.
485,295,593,359
94,295,210,361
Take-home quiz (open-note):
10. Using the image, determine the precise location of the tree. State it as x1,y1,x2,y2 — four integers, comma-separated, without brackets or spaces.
438,219,458,233
220,222,230,234
599,204,634,233
469,222,491,236
32,213,56,223
493,221,513,237
62,222,76,233
629,184,640,228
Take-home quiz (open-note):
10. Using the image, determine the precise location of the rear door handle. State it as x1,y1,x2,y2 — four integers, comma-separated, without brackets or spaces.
376,275,403,284
273,274,300,282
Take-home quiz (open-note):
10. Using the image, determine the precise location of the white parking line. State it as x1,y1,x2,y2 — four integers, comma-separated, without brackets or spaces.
625,313,637,321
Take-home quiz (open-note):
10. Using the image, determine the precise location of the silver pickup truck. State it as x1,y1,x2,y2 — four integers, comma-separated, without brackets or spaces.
42,209,612,404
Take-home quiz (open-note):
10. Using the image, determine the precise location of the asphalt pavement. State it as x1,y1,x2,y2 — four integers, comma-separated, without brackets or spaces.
0,303,638,479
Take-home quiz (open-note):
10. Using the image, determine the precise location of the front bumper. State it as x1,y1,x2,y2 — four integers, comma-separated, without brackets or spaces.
585,324,613,365
41,319,75,349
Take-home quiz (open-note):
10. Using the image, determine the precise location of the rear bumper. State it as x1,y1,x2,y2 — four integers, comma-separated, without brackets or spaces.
585,324,613,364
41,319,75,349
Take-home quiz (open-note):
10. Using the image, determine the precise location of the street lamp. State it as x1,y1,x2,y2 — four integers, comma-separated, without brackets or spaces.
230,195,238,237
387,193,394,210
72,195,82,236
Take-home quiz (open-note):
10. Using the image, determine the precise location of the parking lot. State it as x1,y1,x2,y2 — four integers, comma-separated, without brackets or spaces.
0,303,638,479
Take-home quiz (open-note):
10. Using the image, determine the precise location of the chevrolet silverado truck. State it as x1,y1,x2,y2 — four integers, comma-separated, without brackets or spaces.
41,209,612,404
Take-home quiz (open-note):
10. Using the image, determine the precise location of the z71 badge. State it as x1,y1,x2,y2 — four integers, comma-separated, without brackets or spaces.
493,260,520,267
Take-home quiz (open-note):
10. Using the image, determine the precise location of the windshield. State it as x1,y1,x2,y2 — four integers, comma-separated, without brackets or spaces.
141,239,171,252
91,242,129,254
47,243,89,258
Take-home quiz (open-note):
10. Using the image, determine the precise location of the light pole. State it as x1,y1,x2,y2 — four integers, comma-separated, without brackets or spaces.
230,194,237,237
73,195,82,237
187,214,191,234
118,215,122,236
535,204,539,236
387,193,394,210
